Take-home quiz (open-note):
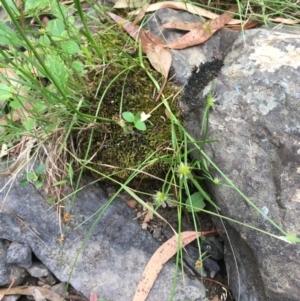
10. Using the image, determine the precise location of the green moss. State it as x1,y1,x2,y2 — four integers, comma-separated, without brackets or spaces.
76,29,182,181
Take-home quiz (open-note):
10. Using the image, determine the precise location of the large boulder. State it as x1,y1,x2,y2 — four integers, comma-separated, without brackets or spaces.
182,27,300,301
0,173,205,301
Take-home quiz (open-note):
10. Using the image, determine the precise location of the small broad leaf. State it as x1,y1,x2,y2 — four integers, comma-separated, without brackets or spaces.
24,118,36,131
35,181,43,189
0,83,13,100
19,179,29,186
45,54,68,92
27,172,38,181
25,0,50,12
122,111,135,122
134,120,146,131
47,19,65,38
71,61,85,75
49,2,67,20
61,40,80,55
39,35,50,46
9,99,23,109
186,192,206,212
35,164,46,175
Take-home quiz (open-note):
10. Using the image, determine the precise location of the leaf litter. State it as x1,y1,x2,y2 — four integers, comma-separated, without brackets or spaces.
133,230,220,301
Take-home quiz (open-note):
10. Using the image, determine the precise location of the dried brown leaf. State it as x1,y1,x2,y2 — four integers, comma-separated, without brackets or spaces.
107,12,171,78
209,8,237,31
0,286,63,301
162,20,204,31
133,230,218,301
133,3,149,26
166,27,211,49
269,17,300,25
143,202,153,223
166,8,236,50
226,19,259,30
114,0,145,8
29,287,46,301
131,1,241,25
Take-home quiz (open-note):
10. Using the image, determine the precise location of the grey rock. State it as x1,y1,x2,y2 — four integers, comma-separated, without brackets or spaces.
0,240,10,286
182,27,300,301
6,242,32,268
45,273,57,285
0,240,26,286
152,228,162,238
201,237,223,261
50,282,68,297
26,263,50,278
2,295,21,301
0,173,205,301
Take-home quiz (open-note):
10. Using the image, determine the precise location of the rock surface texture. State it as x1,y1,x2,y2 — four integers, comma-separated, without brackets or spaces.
0,174,205,301
181,27,300,301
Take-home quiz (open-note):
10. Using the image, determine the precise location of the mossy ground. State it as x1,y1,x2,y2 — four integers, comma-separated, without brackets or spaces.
74,28,183,181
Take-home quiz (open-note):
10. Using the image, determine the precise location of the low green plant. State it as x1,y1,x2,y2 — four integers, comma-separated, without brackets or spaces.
19,163,46,188
121,111,150,131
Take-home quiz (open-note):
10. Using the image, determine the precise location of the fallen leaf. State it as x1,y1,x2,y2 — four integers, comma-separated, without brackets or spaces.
269,17,300,25
131,1,241,25
226,19,259,30
166,8,236,50
29,287,46,301
0,144,8,158
143,202,154,223
162,20,204,31
107,12,171,79
0,286,63,301
133,2,149,26
126,199,138,208
89,292,98,301
133,230,219,301
114,0,145,8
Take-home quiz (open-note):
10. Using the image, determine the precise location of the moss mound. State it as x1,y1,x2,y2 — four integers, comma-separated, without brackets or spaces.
76,35,182,181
